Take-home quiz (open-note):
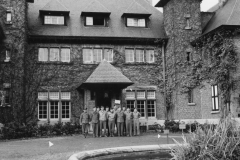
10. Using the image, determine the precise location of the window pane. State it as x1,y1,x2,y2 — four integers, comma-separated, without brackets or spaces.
125,49,134,62
146,50,154,63
212,98,215,110
93,49,102,63
104,49,113,62
86,17,93,25
127,18,134,26
45,16,52,24
137,100,145,117
38,101,48,119
137,91,145,99
50,101,59,119
44,16,64,25
61,92,71,100
215,85,218,96
147,91,155,99
147,100,155,117
136,49,144,62
211,85,214,97
62,101,70,119
61,48,70,62
58,16,64,25
38,92,48,100
83,49,93,63
215,97,219,110
7,13,11,22
126,91,135,99
138,19,145,27
93,17,105,26
49,92,59,99
49,48,59,61
38,48,48,62
127,100,135,112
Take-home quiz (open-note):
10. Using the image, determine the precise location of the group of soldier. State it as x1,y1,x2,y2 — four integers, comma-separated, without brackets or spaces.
79,105,141,138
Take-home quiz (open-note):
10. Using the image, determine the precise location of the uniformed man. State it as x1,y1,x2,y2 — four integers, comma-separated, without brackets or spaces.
91,107,99,138
80,108,90,138
122,106,127,136
96,107,100,136
113,105,118,135
105,107,110,137
99,106,107,137
107,108,116,137
125,108,133,136
133,108,141,136
116,107,125,136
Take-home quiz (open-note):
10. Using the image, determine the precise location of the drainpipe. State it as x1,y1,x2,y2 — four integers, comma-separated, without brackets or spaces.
162,40,168,120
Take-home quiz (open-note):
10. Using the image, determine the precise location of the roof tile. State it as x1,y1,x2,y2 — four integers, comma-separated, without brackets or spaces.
124,0,150,15
82,0,110,13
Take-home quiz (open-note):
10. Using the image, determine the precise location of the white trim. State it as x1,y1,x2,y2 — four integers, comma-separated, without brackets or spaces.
211,110,220,114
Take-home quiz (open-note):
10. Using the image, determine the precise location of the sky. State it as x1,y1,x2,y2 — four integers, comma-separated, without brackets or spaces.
152,0,219,11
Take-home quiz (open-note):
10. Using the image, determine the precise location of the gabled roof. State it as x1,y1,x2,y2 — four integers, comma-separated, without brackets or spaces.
84,60,133,84
28,0,166,39
81,0,111,16
155,0,170,7
122,0,151,17
39,0,69,13
203,0,240,34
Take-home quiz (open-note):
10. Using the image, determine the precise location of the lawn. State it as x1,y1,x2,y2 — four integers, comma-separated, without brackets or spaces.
0,133,183,160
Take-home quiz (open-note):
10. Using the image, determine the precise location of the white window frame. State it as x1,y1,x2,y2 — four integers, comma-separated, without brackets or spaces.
83,48,93,64
212,85,219,111
125,49,134,63
49,48,60,62
126,91,135,99
61,92,71,100
44,16,65,25
104,49,113,62
6,12,12,22
146,50,155,63
126,100,135,112
61,48,71,62
147,91,155,99
147,100,156,118
38,101,48,120
49,92,59,100
136,49,144,62
93,49,102,63
137,91,145,99
5,50,11,62
38,48,49,62
38,92,48,100
86,17,93,25
136,100,145,118
61,101,71,120
127,18,146,27
50,101,59,120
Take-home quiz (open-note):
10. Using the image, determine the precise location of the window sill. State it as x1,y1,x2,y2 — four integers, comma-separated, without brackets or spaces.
84,26,108,28
5,21,12,25
37,62,73,65
124,63,158,66
188,103,196,106
185,27,192,30
211,110,220,114
4,59,11,63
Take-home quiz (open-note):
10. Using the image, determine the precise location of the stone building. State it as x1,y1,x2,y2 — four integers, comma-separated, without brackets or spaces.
0,0,240,126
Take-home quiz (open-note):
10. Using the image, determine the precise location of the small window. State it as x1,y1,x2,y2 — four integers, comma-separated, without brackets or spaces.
146,50,154,63
93,49,102,63
86,16,105,26
104,49,113,62
62,101,70,119
44,16,64,25
38,101,48,120
126,91,135,99
147,91,155,99
188,90,193,103
211,85,219,111
38,92,48,100
136,49,144,62
61,92,71,100
6,12,12,22
186,52,191,62
137,91,145,99
125,49,134,63
49,48,60,61
5,49,11,62
49,92,59,100
127,18,146,27
50,101,59,119
83,48,93,63
61,48,70,62
38,48,48,62
147,100,156,117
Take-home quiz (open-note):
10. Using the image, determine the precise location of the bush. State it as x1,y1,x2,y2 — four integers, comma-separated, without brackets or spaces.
0,121,82,140
165,120,180,133
170,115,240,160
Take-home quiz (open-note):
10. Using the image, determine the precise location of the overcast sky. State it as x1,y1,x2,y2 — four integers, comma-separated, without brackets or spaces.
152,0,219,11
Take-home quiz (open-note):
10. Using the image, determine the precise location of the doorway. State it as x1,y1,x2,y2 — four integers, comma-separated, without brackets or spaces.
96,90,112,109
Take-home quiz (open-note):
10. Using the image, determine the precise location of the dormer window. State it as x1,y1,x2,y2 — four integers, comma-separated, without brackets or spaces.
6,7,12,24
86,16,105,26
44,16,64,25
127,18,146,27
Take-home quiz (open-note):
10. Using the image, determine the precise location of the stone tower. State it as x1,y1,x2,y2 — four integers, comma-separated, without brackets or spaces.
156,0,202,119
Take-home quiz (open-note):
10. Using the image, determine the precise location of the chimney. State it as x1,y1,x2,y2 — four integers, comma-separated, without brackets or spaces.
145,0,153,6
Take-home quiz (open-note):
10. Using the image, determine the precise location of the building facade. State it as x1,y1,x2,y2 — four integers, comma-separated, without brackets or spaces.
0,0,240,126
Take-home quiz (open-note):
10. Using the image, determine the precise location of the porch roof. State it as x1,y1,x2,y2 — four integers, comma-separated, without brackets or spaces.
83,60,133,85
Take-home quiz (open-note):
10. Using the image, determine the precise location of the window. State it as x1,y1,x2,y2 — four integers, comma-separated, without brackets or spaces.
83,49,93,63
93,49,102,63
50,48,60,61
127,18,146,27
6,12,12,22
136,49,144,62
186,52,191,62
125,49,134,63
5,49,11,62
61,48,70,62
38,92,71,121
44,16,64,25
147,101,155,117
188,90,193,103
137,91,145,99
62,101,70,119
38,101,48,120
146,50,154,63
38,48,48,62
137,100,145,117
50,101,59,119
86,16,105,26
126,91,135,99
212,85,219,111
147,91,155,99
127,100,135,112
104,49,113,62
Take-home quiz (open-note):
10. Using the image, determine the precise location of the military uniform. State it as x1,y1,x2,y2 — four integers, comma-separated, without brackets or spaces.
99,110,107,137
116,110,125,136
124,111,133,136
107,111,116,137
91,111,99,137
133,111,141,136
80,112,90,137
